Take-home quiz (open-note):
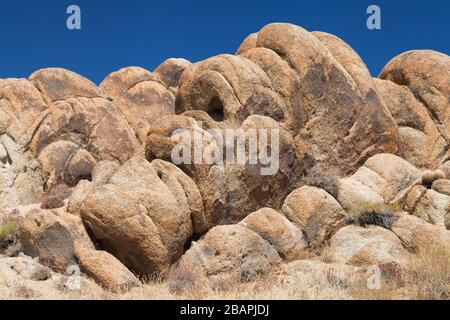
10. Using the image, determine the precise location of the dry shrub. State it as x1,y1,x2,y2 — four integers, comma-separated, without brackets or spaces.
301,163,340,199
41,183,72,209
421,170,445,188
348,202,401,229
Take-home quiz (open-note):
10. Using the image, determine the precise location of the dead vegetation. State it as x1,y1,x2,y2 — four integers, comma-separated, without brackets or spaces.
347,202,402,229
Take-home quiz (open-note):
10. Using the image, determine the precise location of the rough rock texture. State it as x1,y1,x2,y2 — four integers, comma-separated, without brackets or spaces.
350,153,422,203
380,50,450,149
328,225,408,273
281,186,347,248
100,67,175,141
154,58,192,96
439,161,450,179
337,177,385,212
145,114,305,225
391,214,450,251
236,33,258,54
67,156,206,277
0,254,103,299
17,207,93,272
238,24,399,174
432,179,450,196
178,24,399,175
239,208,307,260
0,68,141,209
374,78,448,168
177,54,288,125
403,185,450,229
169,225,281,288
74,245,140,293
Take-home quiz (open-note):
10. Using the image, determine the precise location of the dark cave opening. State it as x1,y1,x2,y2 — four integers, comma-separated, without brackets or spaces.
206,96,225,122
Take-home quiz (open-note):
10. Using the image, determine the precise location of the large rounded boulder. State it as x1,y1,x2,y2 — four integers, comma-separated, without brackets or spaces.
68,156,207,277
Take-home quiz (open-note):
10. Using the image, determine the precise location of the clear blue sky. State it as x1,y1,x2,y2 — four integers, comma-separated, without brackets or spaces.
0,0,448,84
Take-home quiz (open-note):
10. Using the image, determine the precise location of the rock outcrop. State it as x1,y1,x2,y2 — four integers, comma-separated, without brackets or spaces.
67,156,206,277
0,22,449,299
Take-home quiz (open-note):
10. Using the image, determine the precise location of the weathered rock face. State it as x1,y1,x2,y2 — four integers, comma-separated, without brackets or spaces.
154,58,192,96
337,177,385,213
402,185,450,229
100,67,175,141
177,54,288,126
439,161,450,179
169,225,281,289
311,31,374,95
432,179,450,196
391,214,450,251
145,114,304,225
0,68,141,209
379,50,450,148
0,254,103,299
373,78,448,169
74,245,140,293
239,208,307,260
235,33,258,55
29,69,140,162
328,225,408,273
17,207,93,272
237,24,399,174
177,24,400,176
349,153,422,203
67,156,206,277
281,186,347,248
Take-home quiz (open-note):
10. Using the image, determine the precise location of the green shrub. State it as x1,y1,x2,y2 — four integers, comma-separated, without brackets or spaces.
0,221,19,252
0,221,18,240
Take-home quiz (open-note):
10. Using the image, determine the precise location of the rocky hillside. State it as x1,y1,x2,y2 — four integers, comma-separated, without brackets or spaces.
0,23,449,299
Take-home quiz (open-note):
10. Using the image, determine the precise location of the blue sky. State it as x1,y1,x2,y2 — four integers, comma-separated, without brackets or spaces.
0,0,448,84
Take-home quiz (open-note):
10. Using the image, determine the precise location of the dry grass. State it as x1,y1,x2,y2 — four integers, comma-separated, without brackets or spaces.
350,242,450,300
1,242,448,300
402,242,450,300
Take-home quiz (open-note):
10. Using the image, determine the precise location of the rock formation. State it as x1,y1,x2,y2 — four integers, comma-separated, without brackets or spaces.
0,22,449,298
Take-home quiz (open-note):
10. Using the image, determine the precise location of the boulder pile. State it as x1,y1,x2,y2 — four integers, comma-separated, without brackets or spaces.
0,23,449,297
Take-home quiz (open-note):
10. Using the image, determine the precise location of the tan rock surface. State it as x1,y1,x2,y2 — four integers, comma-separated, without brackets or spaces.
75,245,140,293
169,225,281,288
240,208,307,260
282,186,347,248
100,67,175,141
